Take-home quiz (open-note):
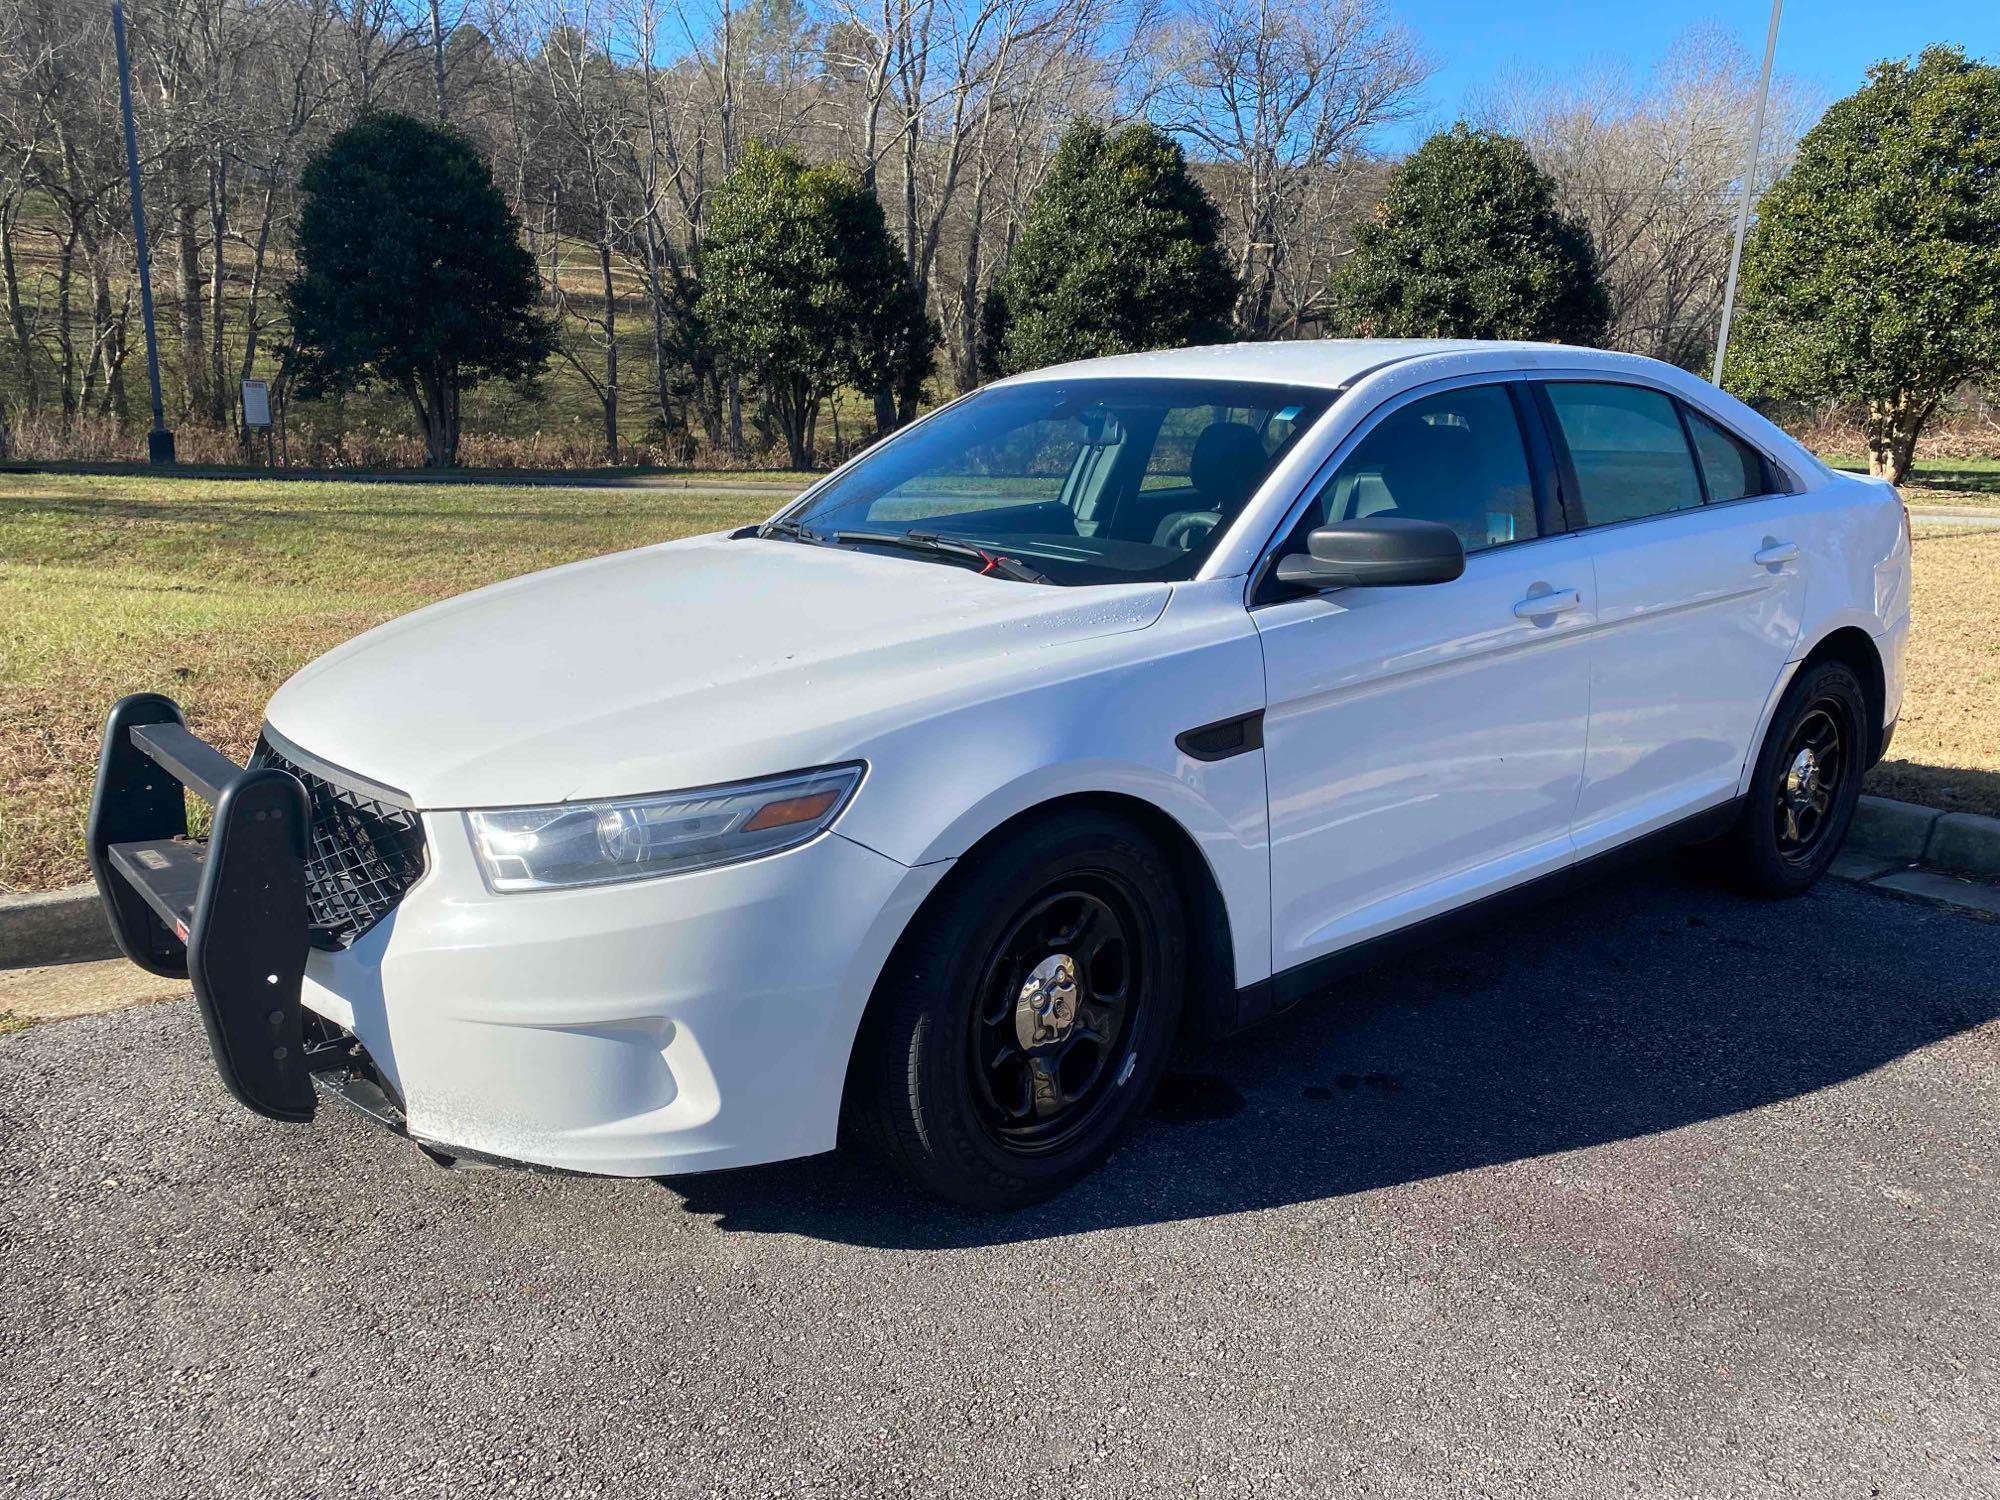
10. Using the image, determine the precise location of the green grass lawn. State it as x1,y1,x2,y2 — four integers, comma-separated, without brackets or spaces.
1824,455,2000,507
0,472,777,892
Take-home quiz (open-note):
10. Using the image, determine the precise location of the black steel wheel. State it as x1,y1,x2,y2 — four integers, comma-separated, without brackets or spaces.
1722,658,1868,897
846,810,1185,1208
1773,701,1845,865
968,880,1146,1155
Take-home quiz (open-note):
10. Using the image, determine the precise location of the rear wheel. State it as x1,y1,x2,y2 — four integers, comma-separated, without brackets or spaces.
846,810,1185,1209
1722,659,1868,897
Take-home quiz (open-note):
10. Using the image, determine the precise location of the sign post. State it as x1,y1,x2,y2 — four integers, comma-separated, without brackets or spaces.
241,379,274,467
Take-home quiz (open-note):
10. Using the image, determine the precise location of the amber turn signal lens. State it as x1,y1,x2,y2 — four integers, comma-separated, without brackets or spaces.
742,788,842,832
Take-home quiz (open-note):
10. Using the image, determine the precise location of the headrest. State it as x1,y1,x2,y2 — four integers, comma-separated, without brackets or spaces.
1376,419,1483,519
1189,421,1268,508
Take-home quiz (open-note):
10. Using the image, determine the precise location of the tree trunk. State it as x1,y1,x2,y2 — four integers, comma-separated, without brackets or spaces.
1,205,37,409
642,219,672,439
406,369,458,466
1866,393,1929,486
775,378,812,469
175,168,206,419
208,149,229,426
86,244,121,416
956,201,986,392
237,178,280,392
429,0,448,121
53,225,78,417
597,210,618,462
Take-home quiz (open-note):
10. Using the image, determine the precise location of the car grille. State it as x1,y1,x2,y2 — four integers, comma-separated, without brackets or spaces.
254,735,427,949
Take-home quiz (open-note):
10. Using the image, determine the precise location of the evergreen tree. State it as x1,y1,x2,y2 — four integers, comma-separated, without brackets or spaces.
286,113,552,466
1727,47,2000,482
700,143,933,466
1333,124,1609,346
990,121,1236,376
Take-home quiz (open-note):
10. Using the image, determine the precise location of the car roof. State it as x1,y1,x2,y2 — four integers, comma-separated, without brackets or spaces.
988,338,1599,392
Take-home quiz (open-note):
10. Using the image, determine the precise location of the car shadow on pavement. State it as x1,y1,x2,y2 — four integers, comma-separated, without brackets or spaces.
664,859,1999,1248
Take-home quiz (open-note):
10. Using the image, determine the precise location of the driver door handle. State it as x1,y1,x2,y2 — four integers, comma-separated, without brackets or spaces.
1513,588,1581,620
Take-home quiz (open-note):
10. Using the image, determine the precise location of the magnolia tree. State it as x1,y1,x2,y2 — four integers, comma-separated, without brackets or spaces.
286,113,552,466
698,142,934,467
985,121,1237,376
1332,124,1609,344
1726,47,2000,482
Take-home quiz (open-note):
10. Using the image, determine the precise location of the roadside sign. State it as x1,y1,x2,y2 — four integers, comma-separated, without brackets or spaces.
241,378,271,428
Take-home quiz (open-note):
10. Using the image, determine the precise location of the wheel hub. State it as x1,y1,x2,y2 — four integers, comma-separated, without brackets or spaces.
1785,746,1821,804
1015,952,1080,1049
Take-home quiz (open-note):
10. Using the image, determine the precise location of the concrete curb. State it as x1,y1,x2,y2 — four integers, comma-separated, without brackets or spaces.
0,883,118,969
2,794,1993,973
1847,795,2000,879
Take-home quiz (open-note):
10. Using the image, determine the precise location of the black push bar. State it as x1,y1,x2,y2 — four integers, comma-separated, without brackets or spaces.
86,694,317,1122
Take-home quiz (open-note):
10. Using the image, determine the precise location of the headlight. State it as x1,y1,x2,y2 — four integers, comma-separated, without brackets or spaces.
465,763,864,892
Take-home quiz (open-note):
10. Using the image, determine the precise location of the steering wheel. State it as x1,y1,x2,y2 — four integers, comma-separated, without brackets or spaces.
1161,511,1221,552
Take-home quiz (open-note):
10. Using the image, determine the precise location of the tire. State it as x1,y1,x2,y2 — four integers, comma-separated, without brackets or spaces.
1720,658,1869,897
845,809,1186,1209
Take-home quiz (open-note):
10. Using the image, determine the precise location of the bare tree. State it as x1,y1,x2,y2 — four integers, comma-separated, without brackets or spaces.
1476,24,1817,370
1148,0,1428,337
538,0,631,459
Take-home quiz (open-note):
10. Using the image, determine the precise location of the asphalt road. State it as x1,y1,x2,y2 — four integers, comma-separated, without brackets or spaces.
3,864,1996,1498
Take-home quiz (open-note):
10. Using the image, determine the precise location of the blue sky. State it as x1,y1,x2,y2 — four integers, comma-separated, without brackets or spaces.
1387,0,2000,146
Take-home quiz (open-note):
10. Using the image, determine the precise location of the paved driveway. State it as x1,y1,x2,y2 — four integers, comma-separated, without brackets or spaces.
2,865,1995,1498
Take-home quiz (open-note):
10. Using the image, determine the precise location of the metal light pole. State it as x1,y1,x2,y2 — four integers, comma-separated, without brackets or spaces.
111,0,174,465
1712,0,1784,389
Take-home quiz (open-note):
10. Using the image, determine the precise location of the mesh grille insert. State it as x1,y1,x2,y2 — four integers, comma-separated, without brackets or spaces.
255,737,427,949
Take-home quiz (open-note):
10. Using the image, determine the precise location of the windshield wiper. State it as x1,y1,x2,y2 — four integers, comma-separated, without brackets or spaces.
832,529,1054,584
756,518,826,544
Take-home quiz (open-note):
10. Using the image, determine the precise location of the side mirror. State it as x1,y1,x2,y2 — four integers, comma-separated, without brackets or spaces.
1273,517,1466,590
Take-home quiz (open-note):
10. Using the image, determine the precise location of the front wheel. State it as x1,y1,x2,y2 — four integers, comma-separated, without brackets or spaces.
1721,659,1868,897
845,811,1185,1209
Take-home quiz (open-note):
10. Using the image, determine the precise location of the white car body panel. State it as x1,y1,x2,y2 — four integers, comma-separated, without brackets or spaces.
247,339,1908,1177
1568,495,1810,856
1257,531,1597,969
266,535,1172,809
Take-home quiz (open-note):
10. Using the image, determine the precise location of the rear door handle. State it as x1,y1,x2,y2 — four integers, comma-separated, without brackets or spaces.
1754,540,1800,567
1513,588,1581,620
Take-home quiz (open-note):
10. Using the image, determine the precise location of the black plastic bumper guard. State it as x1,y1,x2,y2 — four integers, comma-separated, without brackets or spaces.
87,693,320,1122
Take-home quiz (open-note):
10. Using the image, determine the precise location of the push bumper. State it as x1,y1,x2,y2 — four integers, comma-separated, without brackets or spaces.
88,694,320,1122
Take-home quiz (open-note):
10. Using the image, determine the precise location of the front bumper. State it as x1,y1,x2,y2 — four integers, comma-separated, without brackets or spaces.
303,804,946,1175
89,695,950,1176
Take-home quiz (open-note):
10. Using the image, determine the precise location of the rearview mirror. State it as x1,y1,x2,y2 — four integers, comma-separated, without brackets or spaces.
1273,518,1466,590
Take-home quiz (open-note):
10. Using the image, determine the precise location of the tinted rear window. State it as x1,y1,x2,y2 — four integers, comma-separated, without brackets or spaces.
1544,382,1704,526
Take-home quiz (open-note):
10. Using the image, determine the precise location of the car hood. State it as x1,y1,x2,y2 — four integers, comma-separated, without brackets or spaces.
264,533,1170,808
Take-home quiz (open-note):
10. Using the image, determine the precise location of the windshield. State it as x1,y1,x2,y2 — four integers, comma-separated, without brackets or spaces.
776,378,1335,585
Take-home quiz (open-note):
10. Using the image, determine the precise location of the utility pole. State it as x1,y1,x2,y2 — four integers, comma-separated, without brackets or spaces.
1712,0,1783,389
429,0,448,122
111,0,174,464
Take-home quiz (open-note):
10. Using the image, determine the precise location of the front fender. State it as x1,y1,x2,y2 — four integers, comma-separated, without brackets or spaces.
834,582,1275,988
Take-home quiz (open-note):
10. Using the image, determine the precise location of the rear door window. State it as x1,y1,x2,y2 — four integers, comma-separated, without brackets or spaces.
1543,382,1704,526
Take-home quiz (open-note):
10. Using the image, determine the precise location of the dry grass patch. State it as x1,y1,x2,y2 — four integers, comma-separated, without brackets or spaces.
1864,522,2000,819
0,472,772,892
